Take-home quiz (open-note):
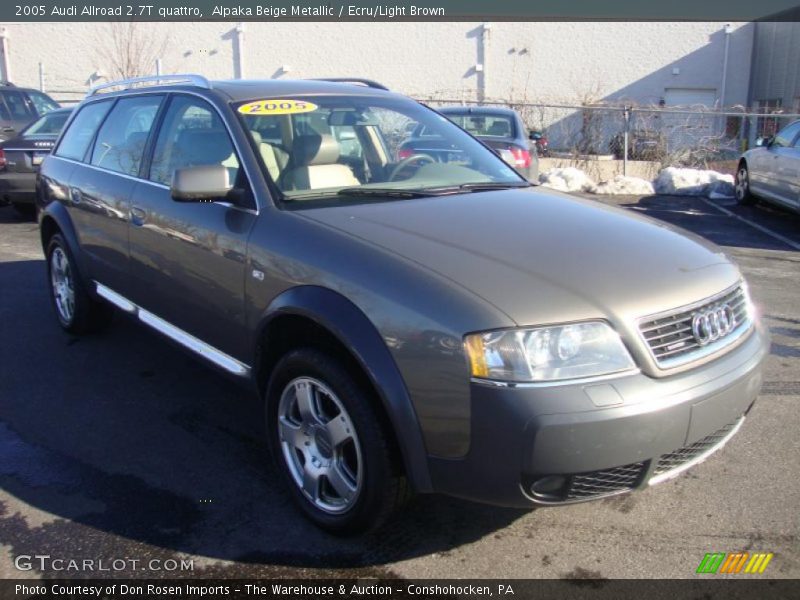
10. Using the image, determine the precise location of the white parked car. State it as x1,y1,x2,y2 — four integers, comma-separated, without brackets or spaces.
736,120,800,213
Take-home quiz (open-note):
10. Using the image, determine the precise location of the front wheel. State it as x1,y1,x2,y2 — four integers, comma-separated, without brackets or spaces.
265,348,409,534
735,163,755,205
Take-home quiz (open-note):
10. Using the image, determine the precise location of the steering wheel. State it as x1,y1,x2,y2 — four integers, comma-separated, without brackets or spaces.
389,154,436,181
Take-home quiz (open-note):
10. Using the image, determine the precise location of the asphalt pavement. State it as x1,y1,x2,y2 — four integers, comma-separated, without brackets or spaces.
0,194,798,580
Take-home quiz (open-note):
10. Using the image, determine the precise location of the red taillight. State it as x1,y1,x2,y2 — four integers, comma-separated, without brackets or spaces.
0,149,6,169
509,147,531,168
397,147,414,160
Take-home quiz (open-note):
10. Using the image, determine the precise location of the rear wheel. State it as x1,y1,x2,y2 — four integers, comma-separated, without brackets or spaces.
735,163,755,205
266,347,408,534
45,233,113,334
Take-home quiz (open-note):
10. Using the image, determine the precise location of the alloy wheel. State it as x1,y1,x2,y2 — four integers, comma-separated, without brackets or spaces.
277,376,363,514
50,247,75,324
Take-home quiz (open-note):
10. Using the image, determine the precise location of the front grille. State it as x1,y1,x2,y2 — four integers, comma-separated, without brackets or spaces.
652,418,743,478
639,285,751,368
565,462,646,500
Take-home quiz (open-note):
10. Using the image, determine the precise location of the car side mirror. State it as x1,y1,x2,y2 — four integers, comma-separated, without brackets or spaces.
529,131,543,141
755,136,772,148
170,165,234,201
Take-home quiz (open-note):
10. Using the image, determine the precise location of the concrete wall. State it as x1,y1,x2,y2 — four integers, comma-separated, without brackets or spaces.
0,21,753,110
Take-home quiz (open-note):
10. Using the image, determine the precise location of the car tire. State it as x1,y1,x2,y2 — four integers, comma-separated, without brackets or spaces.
735,163,755,206
265,347,409,535
45,233,113,334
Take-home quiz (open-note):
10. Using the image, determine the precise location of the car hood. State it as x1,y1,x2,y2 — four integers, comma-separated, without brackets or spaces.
299,188,740,327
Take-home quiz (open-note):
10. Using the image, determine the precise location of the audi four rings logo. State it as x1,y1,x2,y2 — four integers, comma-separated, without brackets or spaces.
691,304,736,345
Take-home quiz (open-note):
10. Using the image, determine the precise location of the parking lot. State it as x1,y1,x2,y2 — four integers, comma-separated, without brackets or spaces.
0,193,798,580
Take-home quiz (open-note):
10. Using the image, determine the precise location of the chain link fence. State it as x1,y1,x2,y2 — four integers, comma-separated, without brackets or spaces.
419,97,800,174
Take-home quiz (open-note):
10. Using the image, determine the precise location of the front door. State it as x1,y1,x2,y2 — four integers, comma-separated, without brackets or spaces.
127,94,257,361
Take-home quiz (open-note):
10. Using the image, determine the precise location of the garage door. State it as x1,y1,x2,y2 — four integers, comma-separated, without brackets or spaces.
662,88,720,151
664,88,718,107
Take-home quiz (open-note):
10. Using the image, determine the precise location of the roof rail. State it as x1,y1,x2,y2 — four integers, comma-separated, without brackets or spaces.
87,74,211,97
311,78,389,91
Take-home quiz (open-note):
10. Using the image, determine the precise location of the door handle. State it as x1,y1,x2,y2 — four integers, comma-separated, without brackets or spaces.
2,127,14,133
130,206,147,226
69,187,82,204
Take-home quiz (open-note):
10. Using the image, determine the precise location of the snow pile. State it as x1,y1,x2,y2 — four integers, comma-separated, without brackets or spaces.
538,167,597,193
653,167,735,198
594,175,655,196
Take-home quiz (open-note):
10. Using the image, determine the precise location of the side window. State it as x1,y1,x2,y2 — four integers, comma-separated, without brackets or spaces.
772,122,800,148
0,94,10,121
149,96,240,186
90,95,162,176
54,100,113,161
26,91,59,116
3,91,34,120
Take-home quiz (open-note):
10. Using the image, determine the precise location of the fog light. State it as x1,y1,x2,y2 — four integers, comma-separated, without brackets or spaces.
530,475,567,497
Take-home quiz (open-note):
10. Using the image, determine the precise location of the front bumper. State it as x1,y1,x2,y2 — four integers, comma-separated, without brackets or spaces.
427,322,769,507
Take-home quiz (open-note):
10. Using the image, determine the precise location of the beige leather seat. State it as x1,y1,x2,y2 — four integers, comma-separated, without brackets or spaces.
249,131,289,183
283,134,360,191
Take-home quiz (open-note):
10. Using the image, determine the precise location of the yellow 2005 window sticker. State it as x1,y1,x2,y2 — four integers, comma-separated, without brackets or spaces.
237,99,318,115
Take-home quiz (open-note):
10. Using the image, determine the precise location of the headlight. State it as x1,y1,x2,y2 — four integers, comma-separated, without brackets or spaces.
464,321,635,383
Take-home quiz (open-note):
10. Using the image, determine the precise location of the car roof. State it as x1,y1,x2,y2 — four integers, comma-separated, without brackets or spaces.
438,105,518,117
89,78,396,103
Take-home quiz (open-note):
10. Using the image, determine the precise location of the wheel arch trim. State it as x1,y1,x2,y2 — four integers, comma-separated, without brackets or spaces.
255,285,433,492
39,202,91,286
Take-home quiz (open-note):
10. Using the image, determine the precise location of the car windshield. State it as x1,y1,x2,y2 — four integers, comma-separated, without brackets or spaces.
23,111,71,136
235,95,524,202
443,112,516,138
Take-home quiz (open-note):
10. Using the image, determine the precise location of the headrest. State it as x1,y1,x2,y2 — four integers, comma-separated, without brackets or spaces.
291,134,340,167
488,121,511,136
175,129,233,164
125,131,149,147
249,130,262,145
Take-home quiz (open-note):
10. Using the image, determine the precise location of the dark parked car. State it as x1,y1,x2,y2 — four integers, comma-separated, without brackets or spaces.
0,81,60,142
400,105,539,181
0,107,72,214
38,75,767,534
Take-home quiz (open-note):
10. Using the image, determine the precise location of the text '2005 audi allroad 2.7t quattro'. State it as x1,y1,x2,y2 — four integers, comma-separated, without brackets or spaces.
36,75,768,534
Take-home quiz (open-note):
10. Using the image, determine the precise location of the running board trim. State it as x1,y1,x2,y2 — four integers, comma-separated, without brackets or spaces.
94,281,250,377
96,283,136,313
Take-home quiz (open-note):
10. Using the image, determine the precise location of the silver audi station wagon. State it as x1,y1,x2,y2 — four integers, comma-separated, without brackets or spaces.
37,75,768,533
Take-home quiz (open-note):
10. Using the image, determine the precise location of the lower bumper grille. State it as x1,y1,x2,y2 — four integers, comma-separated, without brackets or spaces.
650,418,744,483
565,462,646,500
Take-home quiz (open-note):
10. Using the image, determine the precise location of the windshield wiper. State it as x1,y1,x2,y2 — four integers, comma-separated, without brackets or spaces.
335,187,442,198
455,181,532,192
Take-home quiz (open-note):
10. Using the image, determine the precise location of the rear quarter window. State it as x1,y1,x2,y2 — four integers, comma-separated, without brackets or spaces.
54,100,113,161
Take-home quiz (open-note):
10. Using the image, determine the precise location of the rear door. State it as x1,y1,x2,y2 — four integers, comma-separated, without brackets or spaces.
771,122,800,207
764,121,800,206
127,94,257,361
63,95,163,294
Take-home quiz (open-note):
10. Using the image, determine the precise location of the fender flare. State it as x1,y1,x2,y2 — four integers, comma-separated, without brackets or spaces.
255,285,433,492
39,201,91,286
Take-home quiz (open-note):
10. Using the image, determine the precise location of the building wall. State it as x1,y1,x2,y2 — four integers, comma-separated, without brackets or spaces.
0,21,753,109
750,22,800,114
